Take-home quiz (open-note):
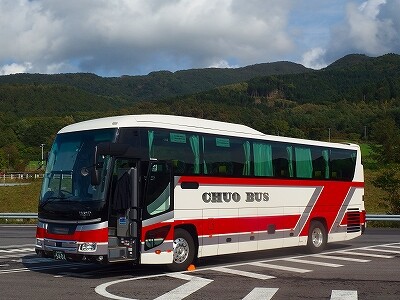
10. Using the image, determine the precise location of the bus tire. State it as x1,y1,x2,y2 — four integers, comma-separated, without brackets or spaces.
167,228,195,272
307,220,327,254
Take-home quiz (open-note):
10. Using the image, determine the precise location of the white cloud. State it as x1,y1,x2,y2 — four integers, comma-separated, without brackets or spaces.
208,60,238,69
301,48,327,69
0,62,33,75
322,0,400,62
0,0,295,76
1,0,399,76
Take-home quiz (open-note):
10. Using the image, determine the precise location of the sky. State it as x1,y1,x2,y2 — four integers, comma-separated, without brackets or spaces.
0,0,399,77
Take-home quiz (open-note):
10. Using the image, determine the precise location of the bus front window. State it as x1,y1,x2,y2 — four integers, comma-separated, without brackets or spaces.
40,129,117,206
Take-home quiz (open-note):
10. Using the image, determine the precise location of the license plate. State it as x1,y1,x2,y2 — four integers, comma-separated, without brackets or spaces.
54,251,66,260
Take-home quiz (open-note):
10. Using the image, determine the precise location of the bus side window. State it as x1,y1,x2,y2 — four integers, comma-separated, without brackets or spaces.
311,148,329,179
253,142,273,177
330,149,356,181
145,163,171,216
202,135,248,177
272,144,294,178
295,146,313,179
148,130,200,175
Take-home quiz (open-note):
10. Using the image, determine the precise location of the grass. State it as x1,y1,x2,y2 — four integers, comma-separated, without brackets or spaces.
0,180,41,212
364,169,386,214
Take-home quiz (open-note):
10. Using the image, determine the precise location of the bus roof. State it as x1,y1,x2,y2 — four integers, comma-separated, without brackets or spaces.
59,114,264,136
58,114,360,151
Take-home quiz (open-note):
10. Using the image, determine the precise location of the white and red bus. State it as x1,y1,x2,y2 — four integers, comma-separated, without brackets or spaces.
36,114,365,271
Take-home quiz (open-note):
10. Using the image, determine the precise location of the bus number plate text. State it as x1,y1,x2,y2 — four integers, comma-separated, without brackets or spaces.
54,251,66,260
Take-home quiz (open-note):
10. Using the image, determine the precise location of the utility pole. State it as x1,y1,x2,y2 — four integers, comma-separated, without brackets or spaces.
40,144,45,161
364,126,367,140
328,128,331,142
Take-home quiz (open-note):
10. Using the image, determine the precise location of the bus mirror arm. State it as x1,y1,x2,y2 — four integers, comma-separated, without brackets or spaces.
91,168,100,186
91,145,101,186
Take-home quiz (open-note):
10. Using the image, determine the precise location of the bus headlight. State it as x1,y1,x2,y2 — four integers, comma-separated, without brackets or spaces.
79,242,97,252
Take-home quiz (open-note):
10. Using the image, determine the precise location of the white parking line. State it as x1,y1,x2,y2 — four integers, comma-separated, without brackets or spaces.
0,263,85,274
248,262,312,273
0,248,35,253
311,254,370,263
154,273,213,300
331,290,357,300
281,258,343,267
211,267,275,280
335,250,394,259
93,241,400,299
0,244,35,249
380,245,400,249
11,258,53,264
0,253,36,259
95,273,177,300
361,247,400,254
242,288,278,300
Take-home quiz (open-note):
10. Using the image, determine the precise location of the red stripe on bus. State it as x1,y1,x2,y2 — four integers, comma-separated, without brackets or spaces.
141,215,301,242
299,183,353,236
178,176,364,188
36,227,108,243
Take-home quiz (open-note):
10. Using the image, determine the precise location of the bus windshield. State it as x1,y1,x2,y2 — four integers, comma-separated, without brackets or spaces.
40,128,117,205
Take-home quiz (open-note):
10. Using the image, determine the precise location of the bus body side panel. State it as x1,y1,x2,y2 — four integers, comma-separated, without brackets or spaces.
173,176,364,258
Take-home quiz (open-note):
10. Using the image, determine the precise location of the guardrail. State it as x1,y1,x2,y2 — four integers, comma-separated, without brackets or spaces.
1,213,400,221
366,214,400,221
0,213,38,219
1,173,44,180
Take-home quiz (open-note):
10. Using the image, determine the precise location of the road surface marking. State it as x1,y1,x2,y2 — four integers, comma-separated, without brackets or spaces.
281,258,343,267
380,245,400,249
0,248,35,253
331,290,357,300
248,262,311,273
12,258,53,264
0,253,36,259
0,244,35,249
211,267,275,280
242,288,278,300
361,247,400,254
311,254,370,263
335,250,394,259
154,273,213,300
0,263,85,275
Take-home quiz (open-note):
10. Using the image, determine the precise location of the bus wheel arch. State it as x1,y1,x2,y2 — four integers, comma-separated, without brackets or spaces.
167,226,197,272
306,218,327,254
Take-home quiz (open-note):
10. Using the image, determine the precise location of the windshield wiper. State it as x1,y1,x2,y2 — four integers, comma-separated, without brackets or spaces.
39,195,73,208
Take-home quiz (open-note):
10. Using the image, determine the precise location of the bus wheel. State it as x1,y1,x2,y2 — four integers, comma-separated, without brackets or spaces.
168,228,195,272
307,221,327,254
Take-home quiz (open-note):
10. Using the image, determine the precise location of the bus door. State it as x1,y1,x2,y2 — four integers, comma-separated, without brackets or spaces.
107,158,140,263
140,161,175,265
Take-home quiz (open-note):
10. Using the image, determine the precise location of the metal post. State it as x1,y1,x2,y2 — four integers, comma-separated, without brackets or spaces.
40,144,45,161
328,128,331,142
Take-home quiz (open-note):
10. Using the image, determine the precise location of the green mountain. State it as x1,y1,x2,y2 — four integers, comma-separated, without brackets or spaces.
0,61,309,106
247,53,400,103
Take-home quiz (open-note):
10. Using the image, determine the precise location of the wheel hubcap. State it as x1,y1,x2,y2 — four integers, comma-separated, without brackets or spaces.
311,227,323,248
173,237,189,264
